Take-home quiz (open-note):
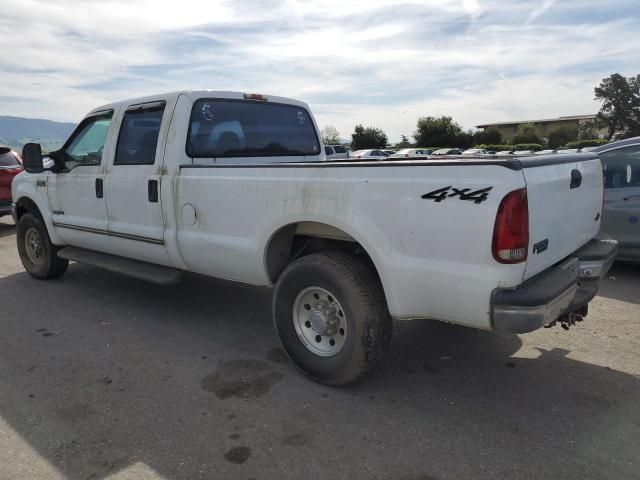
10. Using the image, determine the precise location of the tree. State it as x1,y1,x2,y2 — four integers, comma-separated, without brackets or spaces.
473,127,502,145
351,125,388,150
413,116,466,147
512,123,543,145
397,135,412,148
321,125,341,145
594,73,640,139
577,119,601,140
547,125,578,149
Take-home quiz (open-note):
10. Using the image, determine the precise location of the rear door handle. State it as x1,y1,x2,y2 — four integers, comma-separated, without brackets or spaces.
148,179,158,203
95,178,103,198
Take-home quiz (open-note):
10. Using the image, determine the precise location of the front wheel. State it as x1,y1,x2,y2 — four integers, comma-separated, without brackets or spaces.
272,252,391,386
17,213,68,279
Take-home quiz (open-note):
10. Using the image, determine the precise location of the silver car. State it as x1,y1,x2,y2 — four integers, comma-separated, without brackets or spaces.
594,137,640,260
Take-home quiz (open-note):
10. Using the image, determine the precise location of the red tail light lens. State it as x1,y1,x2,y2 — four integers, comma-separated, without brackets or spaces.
492,188,529,264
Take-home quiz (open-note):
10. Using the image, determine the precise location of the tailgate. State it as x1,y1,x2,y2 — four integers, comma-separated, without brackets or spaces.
521,154,603,279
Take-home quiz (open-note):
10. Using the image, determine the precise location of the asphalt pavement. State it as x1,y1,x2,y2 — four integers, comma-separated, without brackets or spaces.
0,217,639,480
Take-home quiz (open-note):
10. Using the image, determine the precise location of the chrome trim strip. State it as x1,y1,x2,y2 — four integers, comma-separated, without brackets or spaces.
52,222,164,246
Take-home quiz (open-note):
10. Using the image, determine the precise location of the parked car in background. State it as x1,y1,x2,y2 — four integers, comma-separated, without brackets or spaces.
594,137,640,260
0,146,24,218
389,148,432,158
580,146,598,153
462,148,489,155
431,148,463,155
535,149,557,155
382,150,396,156
349,149,388,159
495,150,514,156
324,144,348,160
514,150,535,155
557,148,580,154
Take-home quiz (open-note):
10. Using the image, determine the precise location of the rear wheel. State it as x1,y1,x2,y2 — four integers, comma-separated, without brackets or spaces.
273,251,390,386
17,213,68,279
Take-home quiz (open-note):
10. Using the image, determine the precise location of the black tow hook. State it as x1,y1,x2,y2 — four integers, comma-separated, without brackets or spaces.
544,306,588,330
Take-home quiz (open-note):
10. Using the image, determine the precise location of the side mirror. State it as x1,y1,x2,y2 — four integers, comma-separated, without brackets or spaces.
22,143,44,173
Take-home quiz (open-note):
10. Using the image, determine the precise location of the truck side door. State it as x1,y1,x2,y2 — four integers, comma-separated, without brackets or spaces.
103,100,171,265
47,110,115,252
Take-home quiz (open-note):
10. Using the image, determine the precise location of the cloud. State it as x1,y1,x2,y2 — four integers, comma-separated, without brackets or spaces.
526,0,556,25
0,0,639,141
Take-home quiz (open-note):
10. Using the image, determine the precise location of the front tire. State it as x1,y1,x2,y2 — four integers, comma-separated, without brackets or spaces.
17,213,68,279
273,251,391,386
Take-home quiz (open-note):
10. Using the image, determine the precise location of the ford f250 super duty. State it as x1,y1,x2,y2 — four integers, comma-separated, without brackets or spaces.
12,90,617,385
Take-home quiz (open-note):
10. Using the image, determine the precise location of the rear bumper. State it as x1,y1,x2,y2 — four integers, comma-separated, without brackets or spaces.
492,239,618,333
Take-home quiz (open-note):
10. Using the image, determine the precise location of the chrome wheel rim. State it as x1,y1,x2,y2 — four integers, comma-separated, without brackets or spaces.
25,227,44,265
293,286,347,357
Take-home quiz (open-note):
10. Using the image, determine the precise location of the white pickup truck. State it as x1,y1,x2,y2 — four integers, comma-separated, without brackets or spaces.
13,90,617,385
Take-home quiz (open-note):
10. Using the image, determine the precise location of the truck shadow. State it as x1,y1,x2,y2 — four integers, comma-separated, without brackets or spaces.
0,263,638,479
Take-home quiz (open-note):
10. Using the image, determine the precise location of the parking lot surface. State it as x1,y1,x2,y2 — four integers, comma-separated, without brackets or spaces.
0,217,639,480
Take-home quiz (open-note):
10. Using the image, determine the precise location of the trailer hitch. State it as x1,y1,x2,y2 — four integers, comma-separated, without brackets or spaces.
544,306,588,330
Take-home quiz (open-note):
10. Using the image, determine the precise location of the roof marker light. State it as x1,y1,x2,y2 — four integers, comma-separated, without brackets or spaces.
244,93,268,101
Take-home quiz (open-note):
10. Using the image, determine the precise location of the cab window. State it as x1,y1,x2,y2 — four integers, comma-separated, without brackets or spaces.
63,112,113,170
115,103,165,165
187,99,320,159
601,145,640,189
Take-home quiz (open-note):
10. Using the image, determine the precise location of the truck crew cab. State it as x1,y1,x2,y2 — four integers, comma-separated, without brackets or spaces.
12,90,616,385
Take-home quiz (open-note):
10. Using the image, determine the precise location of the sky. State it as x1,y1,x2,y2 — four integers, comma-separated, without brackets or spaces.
1,0,639,142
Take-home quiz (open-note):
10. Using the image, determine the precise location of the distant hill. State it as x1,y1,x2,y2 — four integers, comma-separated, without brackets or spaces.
0,115,76,153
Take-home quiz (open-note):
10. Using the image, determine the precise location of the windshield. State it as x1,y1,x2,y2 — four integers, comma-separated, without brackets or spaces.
0,151,20,167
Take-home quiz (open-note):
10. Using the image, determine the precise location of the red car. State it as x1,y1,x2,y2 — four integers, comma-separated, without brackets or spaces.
0,146,23,218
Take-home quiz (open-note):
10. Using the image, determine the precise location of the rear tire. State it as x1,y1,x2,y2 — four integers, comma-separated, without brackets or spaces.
273,251,390,386
17,213,68,279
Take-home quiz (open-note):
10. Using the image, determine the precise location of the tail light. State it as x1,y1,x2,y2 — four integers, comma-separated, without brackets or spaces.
492,188,529,264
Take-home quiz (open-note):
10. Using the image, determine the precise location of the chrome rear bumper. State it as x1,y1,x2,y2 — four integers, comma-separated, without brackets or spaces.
492,239,618,333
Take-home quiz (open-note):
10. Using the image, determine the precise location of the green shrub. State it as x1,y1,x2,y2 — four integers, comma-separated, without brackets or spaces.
479,144,513,152
514,143,543,151
565,139,608,149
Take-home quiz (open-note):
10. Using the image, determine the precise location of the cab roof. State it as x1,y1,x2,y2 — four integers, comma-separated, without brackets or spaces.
88,90,310,116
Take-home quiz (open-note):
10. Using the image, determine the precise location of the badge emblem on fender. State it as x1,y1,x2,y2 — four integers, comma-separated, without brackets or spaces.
533,239,549,254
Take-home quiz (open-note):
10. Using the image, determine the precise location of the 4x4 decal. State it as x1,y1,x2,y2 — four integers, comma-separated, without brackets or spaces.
421,186,493,204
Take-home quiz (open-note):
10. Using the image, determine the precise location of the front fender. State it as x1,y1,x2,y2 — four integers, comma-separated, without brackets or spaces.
13,172,63,245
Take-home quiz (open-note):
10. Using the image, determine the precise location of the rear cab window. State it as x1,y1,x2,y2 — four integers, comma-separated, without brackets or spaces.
333,145,347,153
187,99,320,162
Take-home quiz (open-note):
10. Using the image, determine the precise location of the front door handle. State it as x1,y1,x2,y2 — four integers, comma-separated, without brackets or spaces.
148,179,158,203
624,195,640,201
95,178,103,198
